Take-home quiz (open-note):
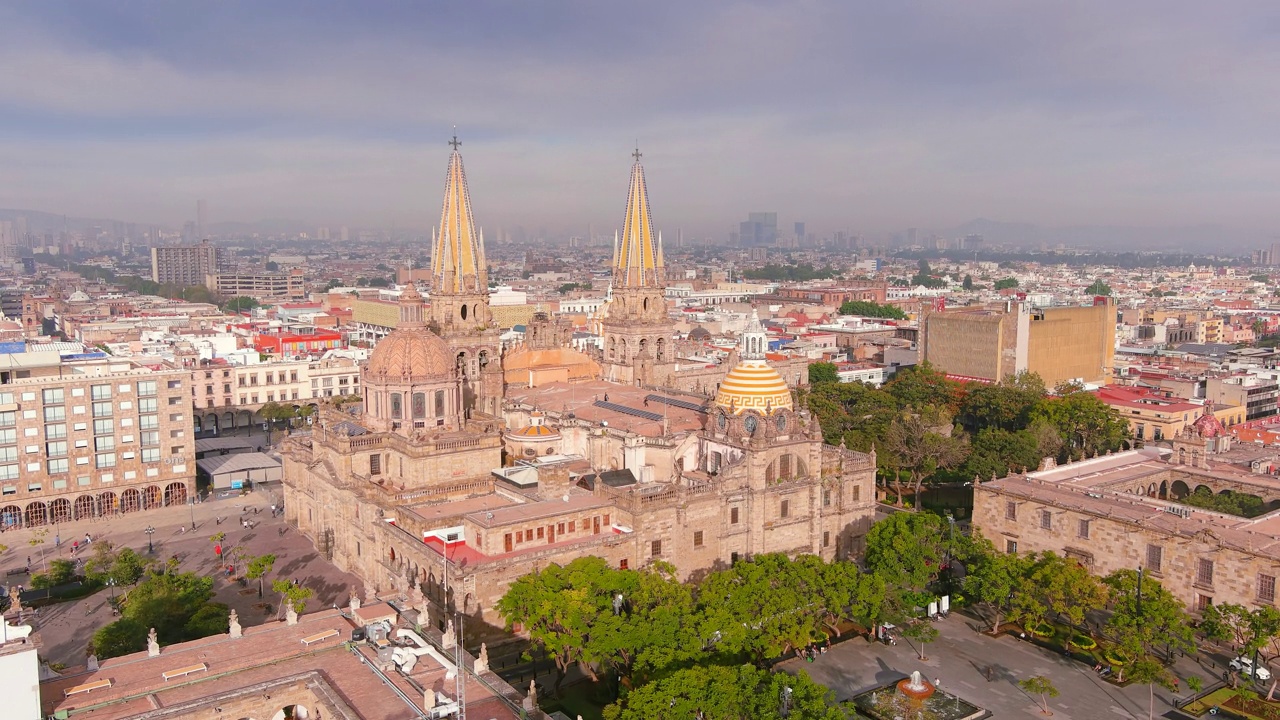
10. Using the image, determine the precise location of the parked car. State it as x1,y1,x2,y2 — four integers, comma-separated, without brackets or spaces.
1229,656,1272,681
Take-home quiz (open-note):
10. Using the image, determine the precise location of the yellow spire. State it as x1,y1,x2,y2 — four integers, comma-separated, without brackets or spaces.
613,147,663,288
432,134,487,294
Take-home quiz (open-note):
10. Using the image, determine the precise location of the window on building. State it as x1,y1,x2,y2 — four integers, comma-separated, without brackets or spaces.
557,522,565,535
852,485,860,502
823,489,831,507
693,530,703,547
651,540,662,557
93,436,115,452
781,499,790,518
95,453,116,469
91,384,111,401
1078,519,1090,539
730,507,739,524
620,559,628,570
137,381,157,397
1196,558,1214,587
1146,544,1163,573
568,520,576,532
390,393,402,419
140,431,159,447
434,390,445,417
45,423,67,440
823,531,831,547
138,398,158,413
45,441,67,458
370,454,381,476
1005,539,1018,554
1197,593,1213,612
42,388,64,404
141,448,160,463
0,412,13,428
44,406,66,422
139,415,158,430
1260,574,1277,604
1040,509,1052,530
1006,501,1017,520
47,458,69,474
92,402,112,418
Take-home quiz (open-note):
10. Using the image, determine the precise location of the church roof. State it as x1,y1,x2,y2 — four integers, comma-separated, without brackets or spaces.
431,136,487,294
612,149,663,288
510,424,560,438
714,361,794,415
365,327,454,380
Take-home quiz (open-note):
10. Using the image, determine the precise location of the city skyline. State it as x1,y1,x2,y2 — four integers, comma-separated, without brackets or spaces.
1,2,1278,242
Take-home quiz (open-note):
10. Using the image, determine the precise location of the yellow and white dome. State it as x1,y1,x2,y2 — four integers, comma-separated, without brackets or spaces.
714,362,793,415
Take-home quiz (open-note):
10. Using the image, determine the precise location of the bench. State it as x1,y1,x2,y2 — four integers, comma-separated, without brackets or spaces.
301,629,339,646
161,663,207,681
64,679,112,697
5,567,27,576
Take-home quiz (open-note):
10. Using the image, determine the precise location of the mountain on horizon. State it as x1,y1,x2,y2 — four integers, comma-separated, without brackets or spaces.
944,217,1259,253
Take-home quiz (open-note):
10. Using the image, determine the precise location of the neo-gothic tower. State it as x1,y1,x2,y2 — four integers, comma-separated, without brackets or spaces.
601,149,675,385
427,136,502,417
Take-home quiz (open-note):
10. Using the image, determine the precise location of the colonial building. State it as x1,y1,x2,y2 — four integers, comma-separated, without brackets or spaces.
974,409,1280,613
281,147,877,646
599,150,676,386
427,136,504,418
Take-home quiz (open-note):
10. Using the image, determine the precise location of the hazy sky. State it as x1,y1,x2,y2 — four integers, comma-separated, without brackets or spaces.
1,1,1278,239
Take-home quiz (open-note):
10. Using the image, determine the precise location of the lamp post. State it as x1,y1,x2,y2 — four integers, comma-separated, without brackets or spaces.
188,497,196,530
144,525,155,554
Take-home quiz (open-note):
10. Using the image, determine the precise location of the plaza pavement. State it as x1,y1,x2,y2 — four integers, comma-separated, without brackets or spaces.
0,485,363,667
778,613,1241,719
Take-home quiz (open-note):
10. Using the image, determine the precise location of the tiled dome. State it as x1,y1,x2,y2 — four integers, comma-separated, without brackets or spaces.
714,362,793,415
511,424,560,438
365,328,454,381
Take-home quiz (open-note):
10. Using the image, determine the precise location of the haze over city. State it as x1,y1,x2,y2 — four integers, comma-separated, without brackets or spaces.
2,1,1279,246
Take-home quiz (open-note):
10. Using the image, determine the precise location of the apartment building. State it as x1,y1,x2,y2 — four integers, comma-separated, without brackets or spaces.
150,239,226,287
210,269,306,300
0,351,194,529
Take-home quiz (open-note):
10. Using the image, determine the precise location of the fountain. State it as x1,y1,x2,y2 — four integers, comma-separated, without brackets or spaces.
849,670,987,720
897,671,936,702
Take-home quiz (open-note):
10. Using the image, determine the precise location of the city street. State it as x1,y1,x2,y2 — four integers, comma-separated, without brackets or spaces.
778,613,1229,719
0,487,362,667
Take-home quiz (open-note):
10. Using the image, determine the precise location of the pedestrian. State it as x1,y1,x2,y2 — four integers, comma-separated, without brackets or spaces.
84,533,91,544
54,534,60,547
72,540,78,554
934,678,941,689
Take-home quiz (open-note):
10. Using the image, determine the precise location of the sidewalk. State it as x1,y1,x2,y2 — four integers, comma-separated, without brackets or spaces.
779,614,1226,719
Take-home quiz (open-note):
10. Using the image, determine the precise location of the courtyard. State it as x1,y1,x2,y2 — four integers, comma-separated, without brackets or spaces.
0,484,362,667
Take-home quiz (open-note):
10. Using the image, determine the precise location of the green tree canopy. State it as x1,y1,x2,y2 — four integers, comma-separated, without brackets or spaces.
1030,390,1129,461
91,567,229,658
807,362,838,385
1084,279,1112,296
1103,569,1196,662
993,277,1019,290
603,665,844,720
222,296,260,313
837,300,907,319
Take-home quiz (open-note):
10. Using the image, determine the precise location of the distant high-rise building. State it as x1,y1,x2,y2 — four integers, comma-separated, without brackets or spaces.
340,226,350,243
196,199,208,240
962,234,985,252
739,212,777,247
794,222,805,242
907,227,918,245
151,238,226,288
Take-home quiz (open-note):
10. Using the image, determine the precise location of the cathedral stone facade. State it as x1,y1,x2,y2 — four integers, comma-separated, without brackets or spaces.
281,145,876,645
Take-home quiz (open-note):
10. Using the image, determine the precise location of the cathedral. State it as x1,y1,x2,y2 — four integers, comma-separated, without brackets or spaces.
281,141,877,643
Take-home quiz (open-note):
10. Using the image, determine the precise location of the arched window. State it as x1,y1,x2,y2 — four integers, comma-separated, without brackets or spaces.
390,393,402,419
434,390,445,417
460,304,468,320
412,393,426,419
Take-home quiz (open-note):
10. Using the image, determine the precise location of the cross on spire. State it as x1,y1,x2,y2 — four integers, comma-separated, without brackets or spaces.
632,145,642,162
449,128,461,151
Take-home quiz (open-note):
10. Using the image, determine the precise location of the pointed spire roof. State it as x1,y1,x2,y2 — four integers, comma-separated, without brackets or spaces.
431,134,487,295
613,147,663,288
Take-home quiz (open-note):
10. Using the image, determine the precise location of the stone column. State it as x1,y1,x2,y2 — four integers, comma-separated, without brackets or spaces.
473,643,489,675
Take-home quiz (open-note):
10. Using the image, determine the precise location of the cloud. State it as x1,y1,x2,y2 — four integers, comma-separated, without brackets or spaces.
0,1,1277,240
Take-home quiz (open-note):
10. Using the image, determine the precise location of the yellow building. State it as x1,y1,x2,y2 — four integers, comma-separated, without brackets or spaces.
920,300,1115,387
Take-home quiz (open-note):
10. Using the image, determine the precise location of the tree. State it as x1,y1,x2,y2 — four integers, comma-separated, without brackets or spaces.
964,538,1034,633
222,296,260,313
865,512,949,597
1084,279,1112,296
957,372,1046,434
31,558,77,589
1018,676,1059,715
901,619,938,660
696,554,834,663
1103,569,1196,662
1031,391,1129,461
603,665,844,720
265,261,280,271
83,542,150,587
1030,553,1107,630
1201,603,1280,696
808,362,838,385
245,554,277,597
272,579,314,617
91,567,229,658
962,274,973,290
1127,656,1176,720
884,363,964,414
994,278,1019,291
882,413,969,505
837,300,907,319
